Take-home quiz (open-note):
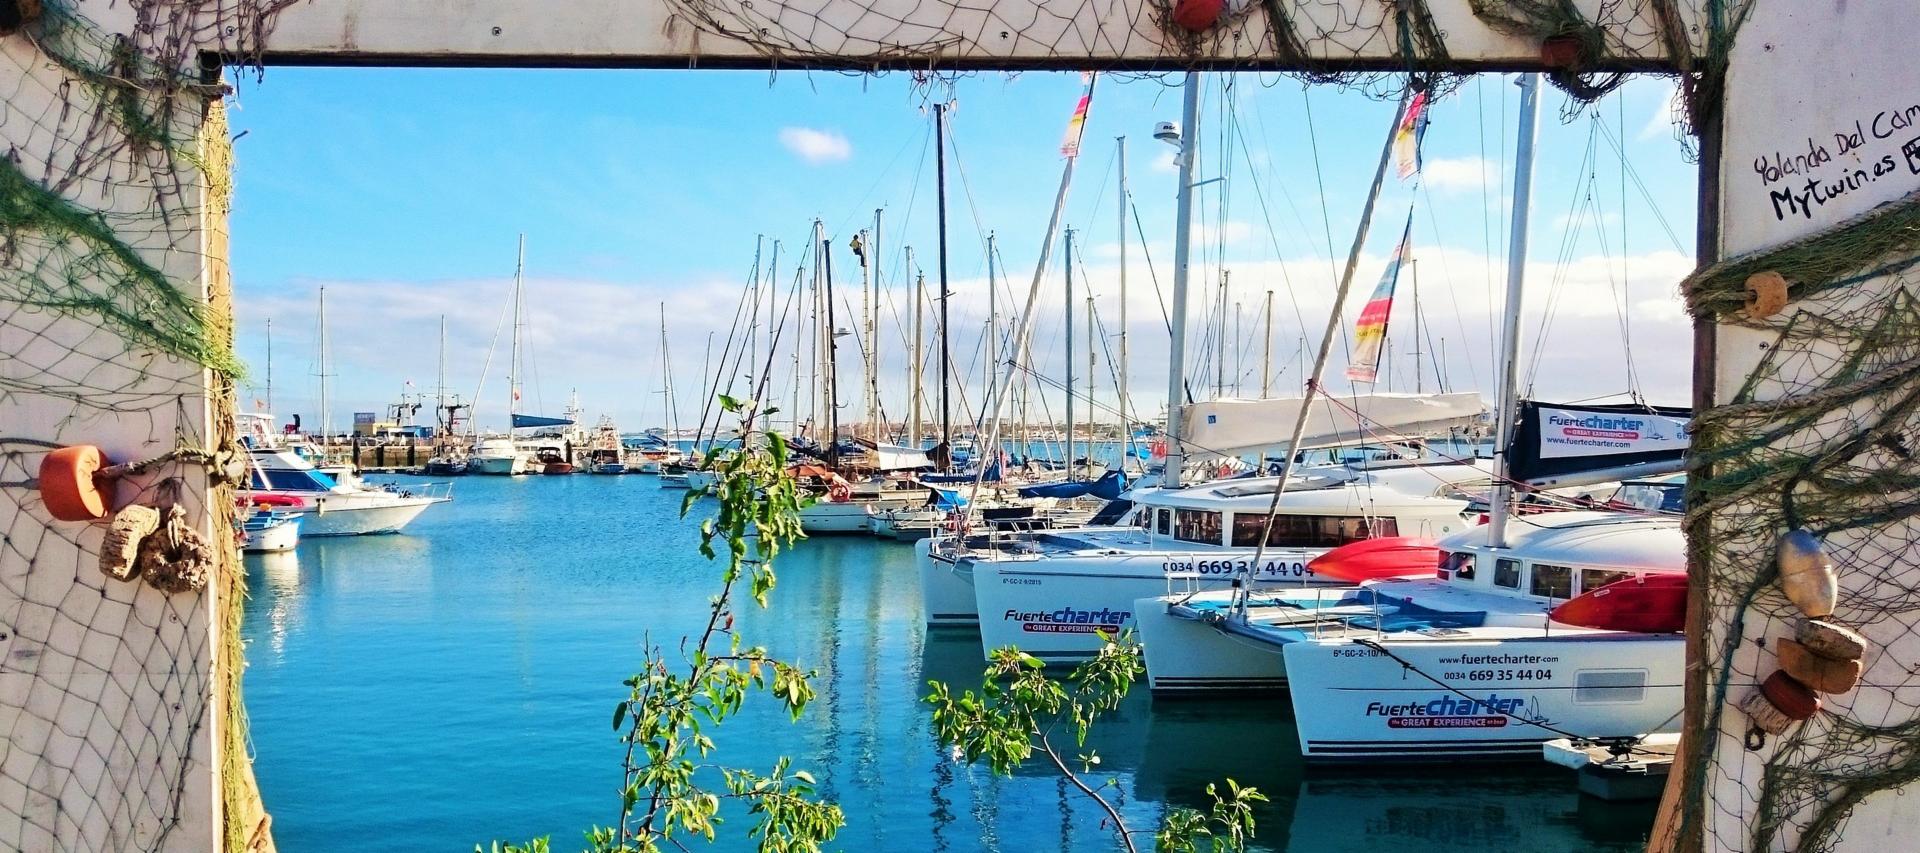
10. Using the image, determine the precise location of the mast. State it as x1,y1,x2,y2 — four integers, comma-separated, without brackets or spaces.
317,286,330,443
1410,257,1423,394
437,315,448,436
1086,292,1095,466
1116,135,1132,467
985,232,999,448
1487,73,1544,549
869,210,882,443
820,223,840,463
1262,290,1273,397
660,302,680,437
1162,70,1201,488
1064,227,1076,479
509,234,525,424
934,102,953,457
911,255,924,448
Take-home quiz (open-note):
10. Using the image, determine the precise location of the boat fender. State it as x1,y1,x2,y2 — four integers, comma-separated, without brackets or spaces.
99,504,161,582
137,505,216,594
1744,270,1790,318
1775,637,1863,694
1775,529,1837,618
1740,670,1820,740
1170,0,1224,31
828,481,853,503
1798,618,1868,661
38,444,110,522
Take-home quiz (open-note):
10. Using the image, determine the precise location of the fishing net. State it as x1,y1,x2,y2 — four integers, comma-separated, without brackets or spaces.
660,0,1693,103
1682,191,1920,851
0,1,293,850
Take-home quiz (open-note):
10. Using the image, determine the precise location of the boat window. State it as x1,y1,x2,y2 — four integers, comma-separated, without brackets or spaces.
1530,563,1574,599
1494,558,1521,589
1574,669,1648,704
1580,568,1636,594
1174,509,1223,545
250,467,336,492
1156,509,1173,536
1238,514,1400,548
1442,551,1475,580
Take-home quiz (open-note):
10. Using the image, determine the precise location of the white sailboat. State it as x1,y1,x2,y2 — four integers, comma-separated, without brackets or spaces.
471,235,536,475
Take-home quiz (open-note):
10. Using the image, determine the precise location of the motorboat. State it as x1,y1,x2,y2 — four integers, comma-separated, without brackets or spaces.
792,467,928,534
239,507,301,553
241,445,450,536
949,461,1488,664
469,437,531,475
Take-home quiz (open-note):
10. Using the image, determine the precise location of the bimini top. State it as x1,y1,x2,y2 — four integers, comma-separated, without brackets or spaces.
1442,511,1683,574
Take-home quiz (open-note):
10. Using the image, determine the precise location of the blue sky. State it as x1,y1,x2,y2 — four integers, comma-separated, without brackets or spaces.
227,68,1697,433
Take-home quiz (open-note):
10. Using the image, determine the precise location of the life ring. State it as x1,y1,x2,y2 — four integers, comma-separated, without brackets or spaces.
39,444,109,522
247,493,307,509
827,482,853,503
1216,462,1234,478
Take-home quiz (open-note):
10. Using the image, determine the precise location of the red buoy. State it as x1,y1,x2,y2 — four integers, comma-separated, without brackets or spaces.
1306,536,1439,583
1549,573,1687,633
1172,0,1225,32
39,444,109,522
1761,670,1821,721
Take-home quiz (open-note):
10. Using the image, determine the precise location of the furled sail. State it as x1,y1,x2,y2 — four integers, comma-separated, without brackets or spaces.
1180,392,1486,458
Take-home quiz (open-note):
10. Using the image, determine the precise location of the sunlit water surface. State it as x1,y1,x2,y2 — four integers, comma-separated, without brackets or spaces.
245,474,1654,852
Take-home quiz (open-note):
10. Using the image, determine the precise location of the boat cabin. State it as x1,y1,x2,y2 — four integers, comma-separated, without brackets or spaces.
1432,511,1684,605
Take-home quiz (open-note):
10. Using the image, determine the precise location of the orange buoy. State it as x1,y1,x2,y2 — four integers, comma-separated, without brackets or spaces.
1171,0,1224,32
1776,637,1863,694
39,444,109,522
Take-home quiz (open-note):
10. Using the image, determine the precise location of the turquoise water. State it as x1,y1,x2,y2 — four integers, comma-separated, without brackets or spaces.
243,474,1654,852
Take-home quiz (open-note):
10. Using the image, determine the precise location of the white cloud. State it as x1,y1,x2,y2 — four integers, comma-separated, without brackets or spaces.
778,127,852,164
1639,81,1683,141
1420,156,1499,193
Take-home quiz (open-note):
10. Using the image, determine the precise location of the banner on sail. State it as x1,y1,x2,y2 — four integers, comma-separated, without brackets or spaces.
1395,90,1429,179
1345,216,1413,383
1507,401,1691,483
1060,72,1094,158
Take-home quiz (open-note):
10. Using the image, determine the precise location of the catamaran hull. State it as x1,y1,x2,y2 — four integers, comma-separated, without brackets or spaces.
972,552,1331,665
297,497,440,536
1282,635,1684,762
1135,597,1291,695
919,537,978,628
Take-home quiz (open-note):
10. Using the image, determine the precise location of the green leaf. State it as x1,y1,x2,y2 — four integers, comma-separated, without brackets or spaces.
612,702,627,731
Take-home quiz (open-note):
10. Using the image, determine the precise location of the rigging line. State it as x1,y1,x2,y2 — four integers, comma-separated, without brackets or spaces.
943,117,1005,264
690,246,764,444
829,126,923,240
1591,115,1687,254
1582,135,1644,402
1300,85,1342,283
1247,83,1337,268
1129,200,1176,336
1230,103,1311,342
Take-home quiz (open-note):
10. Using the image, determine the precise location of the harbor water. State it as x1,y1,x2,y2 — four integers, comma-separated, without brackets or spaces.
243,474,1655,852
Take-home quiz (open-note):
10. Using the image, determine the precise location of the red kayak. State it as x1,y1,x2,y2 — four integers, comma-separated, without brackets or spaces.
1307,537,1440,583
1549,573,1688,633
242,493,309,509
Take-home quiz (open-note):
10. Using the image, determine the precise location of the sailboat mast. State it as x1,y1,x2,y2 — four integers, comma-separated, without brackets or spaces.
1086,293,1095,464
985,232,998,448
820,223,840,462
1215,270,1228,398
910,254,923,449
1162,71,1201,488
1262,290,1273,397
1064,227,1076,479
265,316,273,413
438,315,448,434
934,102,953,456
660,302,679,436
868,209,882,443
1411,258,1423,394
510,234,525,423
1116,135,1132,464
318,286,330,443
1487,73,1544,549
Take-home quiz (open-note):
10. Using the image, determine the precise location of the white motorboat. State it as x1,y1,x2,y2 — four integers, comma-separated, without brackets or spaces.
955,462,1486,664
1270,512,1684,761
242,446,449,536
469,437,531,475
796,476,927,534
240,509,301,553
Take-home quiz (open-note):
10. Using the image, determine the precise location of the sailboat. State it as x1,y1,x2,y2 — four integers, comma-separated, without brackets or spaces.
656,304,693,489
424,315,472,475
470,236,537,475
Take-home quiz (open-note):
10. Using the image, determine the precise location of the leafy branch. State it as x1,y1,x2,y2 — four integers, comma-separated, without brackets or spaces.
926,637,1266,853
481,398,841,853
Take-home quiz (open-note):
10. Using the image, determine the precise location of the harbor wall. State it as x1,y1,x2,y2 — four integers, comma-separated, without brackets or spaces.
1685,0,1920,849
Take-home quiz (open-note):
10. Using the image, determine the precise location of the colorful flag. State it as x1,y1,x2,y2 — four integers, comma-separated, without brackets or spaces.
1394,90,1429,180
1060,73,1095,158
1345,216,1414,383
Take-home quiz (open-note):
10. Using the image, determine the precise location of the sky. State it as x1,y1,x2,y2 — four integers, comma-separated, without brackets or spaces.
226,67,1698,434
